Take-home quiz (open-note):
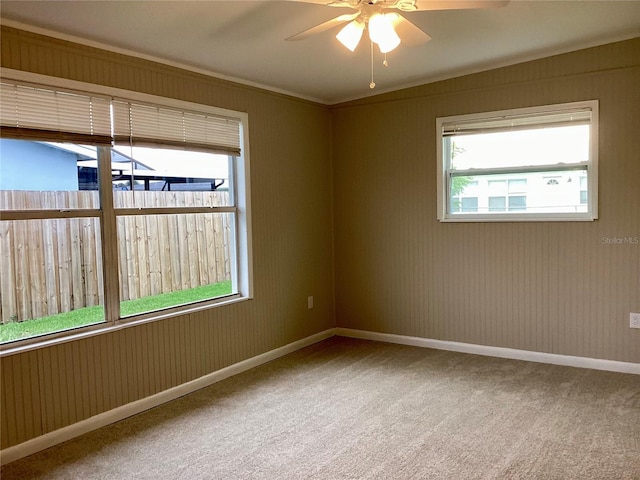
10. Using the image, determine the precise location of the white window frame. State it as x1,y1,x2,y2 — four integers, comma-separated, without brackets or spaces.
436,100,598,222
0,68,253,353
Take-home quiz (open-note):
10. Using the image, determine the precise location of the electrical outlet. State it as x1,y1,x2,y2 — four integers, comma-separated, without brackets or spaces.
307,296,314,310
630,313,640,329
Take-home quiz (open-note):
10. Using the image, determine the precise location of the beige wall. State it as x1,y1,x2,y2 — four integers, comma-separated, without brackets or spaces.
332,38,640,364
0,26,335,449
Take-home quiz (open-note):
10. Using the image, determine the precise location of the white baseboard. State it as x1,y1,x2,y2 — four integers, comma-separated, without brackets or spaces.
335,328,640,375
0,328,335,466
3,326,637,466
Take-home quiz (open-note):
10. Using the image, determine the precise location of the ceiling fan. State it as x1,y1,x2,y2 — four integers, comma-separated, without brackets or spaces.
286,0,509,88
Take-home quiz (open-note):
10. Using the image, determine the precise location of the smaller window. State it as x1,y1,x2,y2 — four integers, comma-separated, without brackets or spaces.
508,195,527,212
461,197,478,213
579,175,588,205
489,196,506,212
508,179,526,193
437,101,598,222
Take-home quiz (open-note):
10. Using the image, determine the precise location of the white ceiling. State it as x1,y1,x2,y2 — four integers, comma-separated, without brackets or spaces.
1,1,639,104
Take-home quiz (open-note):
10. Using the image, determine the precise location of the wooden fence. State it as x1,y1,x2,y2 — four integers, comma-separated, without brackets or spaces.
0,190,232,323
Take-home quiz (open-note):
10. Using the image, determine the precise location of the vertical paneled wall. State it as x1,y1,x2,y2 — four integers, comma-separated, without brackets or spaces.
332,38,640,364
0,26,335,449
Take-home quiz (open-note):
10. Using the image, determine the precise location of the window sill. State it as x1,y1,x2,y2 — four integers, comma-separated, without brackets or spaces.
439,212,597,222
0,295,251,357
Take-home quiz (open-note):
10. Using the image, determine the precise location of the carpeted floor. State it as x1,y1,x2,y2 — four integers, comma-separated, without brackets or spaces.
2,336,639,479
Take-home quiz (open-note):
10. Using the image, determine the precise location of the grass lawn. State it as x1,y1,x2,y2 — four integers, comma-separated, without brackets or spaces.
0,281,232,343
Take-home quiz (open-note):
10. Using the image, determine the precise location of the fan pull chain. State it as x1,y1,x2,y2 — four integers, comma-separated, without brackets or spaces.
369,41,376,89
383,53,389,67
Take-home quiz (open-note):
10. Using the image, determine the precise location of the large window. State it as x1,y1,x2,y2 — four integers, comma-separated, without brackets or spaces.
0,72,251,347
437,101,598,222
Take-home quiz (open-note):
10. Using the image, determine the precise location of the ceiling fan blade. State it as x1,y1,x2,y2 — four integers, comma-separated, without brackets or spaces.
282,0,338,4
286,12,360,41
412,1,509,11
390,13,431,46
282,0,354,5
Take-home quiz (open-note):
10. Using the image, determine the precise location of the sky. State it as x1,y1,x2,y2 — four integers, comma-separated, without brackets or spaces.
451,125,590,170
113,146,229,179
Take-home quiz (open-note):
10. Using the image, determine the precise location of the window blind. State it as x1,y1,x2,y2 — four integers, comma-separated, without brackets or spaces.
442,108,592,137
112,100,241,156
0,81,112,144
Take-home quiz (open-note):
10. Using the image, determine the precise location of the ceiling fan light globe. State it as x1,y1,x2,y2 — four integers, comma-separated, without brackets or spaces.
368,13,401,53
377,33,400,53
336,20,364,52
